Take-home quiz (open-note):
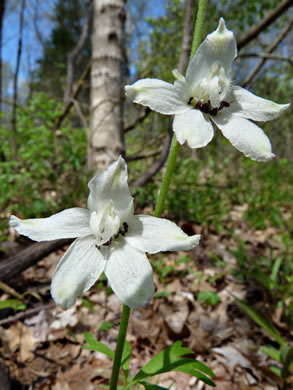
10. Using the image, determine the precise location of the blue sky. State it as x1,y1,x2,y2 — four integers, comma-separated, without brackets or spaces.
2,0,167,95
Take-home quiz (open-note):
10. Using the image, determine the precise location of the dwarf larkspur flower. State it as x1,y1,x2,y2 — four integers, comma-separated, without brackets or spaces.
9,157,200,310
125,18,290,162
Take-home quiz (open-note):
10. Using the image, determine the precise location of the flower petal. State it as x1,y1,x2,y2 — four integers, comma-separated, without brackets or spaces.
212,112,275,162
87,156,133,219
9,208,91,242
186,18,237,89
228,86,290,122
173,110,214,148
125,215,200,254
51,236,106,309
105,243,154,309
125,78,190,115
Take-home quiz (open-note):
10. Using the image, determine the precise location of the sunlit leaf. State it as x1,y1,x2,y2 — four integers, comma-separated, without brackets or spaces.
233,295,286,346
82,332,114,359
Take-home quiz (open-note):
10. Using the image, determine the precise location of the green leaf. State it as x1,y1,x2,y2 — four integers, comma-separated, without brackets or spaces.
270,257,282,285
259,346,281,362
233,295,286,346
121,340,131,378
175,365,216,387
132,341,214,384
82,332,114,359
99,321,114,331
269,365,282,377
0,299,26,310
139,381,169,390
197,291,221,306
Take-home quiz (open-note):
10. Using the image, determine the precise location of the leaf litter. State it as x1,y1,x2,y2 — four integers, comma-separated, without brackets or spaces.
0,206,292,389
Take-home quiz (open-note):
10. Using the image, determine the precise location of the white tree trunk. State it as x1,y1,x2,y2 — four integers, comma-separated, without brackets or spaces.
88,0,125,173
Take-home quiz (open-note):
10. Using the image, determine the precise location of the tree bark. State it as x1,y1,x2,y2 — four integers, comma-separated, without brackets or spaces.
11,0,25,161
0,0,6,116
0,238,73,282
87,0,126,173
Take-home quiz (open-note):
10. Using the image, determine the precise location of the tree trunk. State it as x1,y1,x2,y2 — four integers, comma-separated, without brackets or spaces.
87,0,125,173
0,0,6,116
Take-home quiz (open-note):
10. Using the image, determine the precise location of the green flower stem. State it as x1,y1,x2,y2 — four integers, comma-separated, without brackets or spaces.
154,0,207,218
109,304,131,390
154,135,180,218
108,2,208,388
191,0,207,58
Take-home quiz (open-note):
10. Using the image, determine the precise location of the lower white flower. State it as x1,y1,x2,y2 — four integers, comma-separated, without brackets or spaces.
125,18,290,162
9,157,200,310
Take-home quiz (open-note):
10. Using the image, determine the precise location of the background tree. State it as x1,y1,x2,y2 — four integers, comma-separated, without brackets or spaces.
87,0,126,173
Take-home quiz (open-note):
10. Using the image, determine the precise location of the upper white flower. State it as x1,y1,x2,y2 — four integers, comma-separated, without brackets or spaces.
125,18,290,162
9,157,200,310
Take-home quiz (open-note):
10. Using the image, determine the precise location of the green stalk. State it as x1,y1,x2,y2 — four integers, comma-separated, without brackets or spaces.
191,0,207,58
109,304,131,390
108,2,208,388
154,0,207,218
154,135,180,218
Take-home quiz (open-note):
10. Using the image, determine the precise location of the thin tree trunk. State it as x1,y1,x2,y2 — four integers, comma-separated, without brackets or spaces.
0,0,6,116
87,0,125,173
11,0,25,161
63,1,93,104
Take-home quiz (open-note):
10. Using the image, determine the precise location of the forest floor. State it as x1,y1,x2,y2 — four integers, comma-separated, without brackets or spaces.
0,202,292,390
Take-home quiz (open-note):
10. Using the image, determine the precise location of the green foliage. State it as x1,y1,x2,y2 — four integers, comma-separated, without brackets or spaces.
234,296,293,381
0,299,26,311
197,291,221,307
83,334,215,388
131,341,215,387
0,93,87,223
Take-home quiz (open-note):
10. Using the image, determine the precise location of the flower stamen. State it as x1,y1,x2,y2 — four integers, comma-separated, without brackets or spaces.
95,222,129,250
188,97,230,116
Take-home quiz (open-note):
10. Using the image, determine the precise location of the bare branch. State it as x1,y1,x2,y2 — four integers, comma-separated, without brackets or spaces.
126,150,161,162
72,98,89,129
33,1,45,48
237,0,293,51
131,0,193,188
242,21,293,87
63,1,93,104
0,238,73,282
133,123,173,187
11,0,25,160
124,106,150,133
177,0,192,74
239,52,293,65
55,61,91,129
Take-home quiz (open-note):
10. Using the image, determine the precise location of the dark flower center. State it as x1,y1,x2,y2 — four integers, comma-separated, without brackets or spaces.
188,98,230,116
95,222,129,250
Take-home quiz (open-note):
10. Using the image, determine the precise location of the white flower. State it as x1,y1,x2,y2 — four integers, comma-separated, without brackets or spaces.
9,157,200,310
125,18,290,162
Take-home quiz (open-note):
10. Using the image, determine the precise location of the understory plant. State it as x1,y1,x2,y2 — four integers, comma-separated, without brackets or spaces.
8,0,290,388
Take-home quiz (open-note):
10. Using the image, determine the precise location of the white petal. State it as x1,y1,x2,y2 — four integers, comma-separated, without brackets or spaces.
125,78,190,115
51,236,106,309
172,68,185,82
173,110,214,148
105,243,154,309
186,18,237,89
125,215,201,254
87,156,133,219
229,86,290,122
212,112,275,162
9,208,91,242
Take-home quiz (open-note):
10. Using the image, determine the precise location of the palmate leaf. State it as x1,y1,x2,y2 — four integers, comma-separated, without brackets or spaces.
121,340,131,378
82,332,114,359
131,341,215,387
